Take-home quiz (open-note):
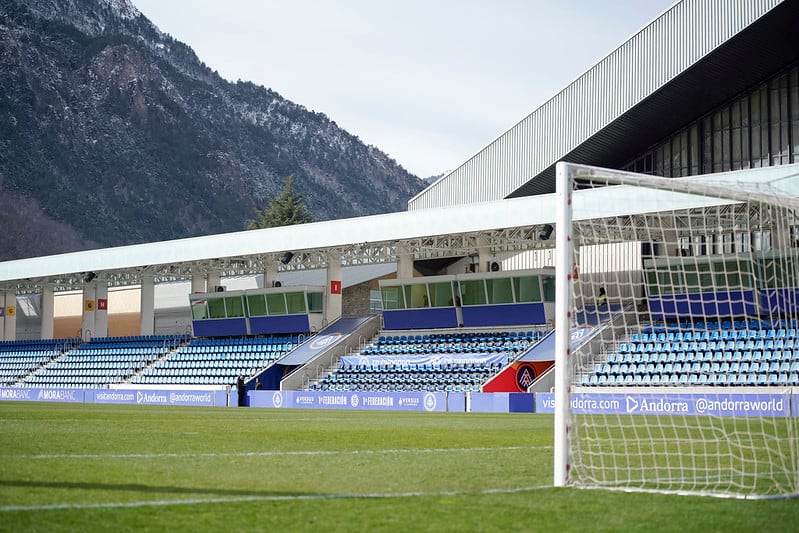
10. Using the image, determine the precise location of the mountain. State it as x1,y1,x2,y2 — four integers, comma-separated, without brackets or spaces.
0,0,426,261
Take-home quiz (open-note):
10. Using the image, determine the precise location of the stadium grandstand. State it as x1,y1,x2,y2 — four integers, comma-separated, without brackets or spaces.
0,0,798,429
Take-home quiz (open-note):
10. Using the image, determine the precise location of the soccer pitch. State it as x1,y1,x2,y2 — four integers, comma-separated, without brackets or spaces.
0,403,796,532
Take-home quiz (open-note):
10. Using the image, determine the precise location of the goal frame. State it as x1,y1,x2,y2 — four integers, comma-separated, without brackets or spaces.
553,161,799,498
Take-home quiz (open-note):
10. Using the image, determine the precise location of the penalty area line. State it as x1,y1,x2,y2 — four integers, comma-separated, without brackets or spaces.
5,445,551,460
0,485,554,512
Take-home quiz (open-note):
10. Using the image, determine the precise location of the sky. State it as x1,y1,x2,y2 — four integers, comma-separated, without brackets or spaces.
131,0,675,179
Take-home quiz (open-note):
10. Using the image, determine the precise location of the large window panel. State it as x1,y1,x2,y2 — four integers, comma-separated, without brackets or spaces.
307,292,323,313
513,276,541,303
429,282,455,307
247,294,266,317
208,298,226,319
191,300,208,320
266,293,287,315
486,278,514,304
459,280,486,306
381,286,404,310
225,296,244,318
404,284,429,308
286,292,306,314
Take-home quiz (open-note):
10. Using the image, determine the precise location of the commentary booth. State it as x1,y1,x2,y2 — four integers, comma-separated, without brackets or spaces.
379,269,555,330
189,285,324,337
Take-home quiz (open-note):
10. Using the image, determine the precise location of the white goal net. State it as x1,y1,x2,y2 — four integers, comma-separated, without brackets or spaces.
554,162,799,499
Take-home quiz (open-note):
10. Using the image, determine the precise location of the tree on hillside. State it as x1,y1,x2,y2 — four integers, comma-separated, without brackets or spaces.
246,176,313,229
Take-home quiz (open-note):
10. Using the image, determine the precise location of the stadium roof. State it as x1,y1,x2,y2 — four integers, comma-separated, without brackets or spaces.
1,163,796,294
409,0,799,210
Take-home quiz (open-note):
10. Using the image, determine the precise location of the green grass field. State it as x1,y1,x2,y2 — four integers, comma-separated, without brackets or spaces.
1,403,797,532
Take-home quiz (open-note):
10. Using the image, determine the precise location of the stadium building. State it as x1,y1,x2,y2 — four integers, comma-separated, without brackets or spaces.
0,0,798,401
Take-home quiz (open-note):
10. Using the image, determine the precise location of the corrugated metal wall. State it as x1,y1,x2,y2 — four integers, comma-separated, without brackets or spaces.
408,0,784,211
496,242,641,273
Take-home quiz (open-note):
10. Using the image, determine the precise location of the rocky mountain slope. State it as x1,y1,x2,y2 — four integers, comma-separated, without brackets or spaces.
0,0,425,260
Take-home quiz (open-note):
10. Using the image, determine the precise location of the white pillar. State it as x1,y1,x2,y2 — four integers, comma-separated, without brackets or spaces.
81,284,96,341
397,245,414,279
263,260,280,288
140,274,155,336
40,286,55,340
3,291,16,341
191,273,206,294
207,270,222,293
325,252,343,325
94,280,109,338
477,243,492,273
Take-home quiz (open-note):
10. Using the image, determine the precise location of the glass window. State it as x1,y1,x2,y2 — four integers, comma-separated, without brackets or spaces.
513,276,541,302
404,284,429,308
698,263,713,291
792,67,799,161
429,282,454,307
541,276,556,302
731,100,742,170
702,116,713,174
646,270,660,295
307,292,323,313
654,145,664,177
266,293,287,315
369,290,382,313
689,125,699,175
759,85,770,167
672,135,682,176
459,280,486,306
191,300,208,320
381,286,403,310
286,292,306,314
225,296,244,318
486,278,513,304
208,298,226,319
247,294,267,317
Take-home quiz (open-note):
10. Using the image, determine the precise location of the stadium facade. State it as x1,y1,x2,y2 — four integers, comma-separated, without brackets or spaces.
1,0,798,341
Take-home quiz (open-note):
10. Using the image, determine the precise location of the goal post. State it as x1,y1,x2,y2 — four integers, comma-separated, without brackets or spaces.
554,161,799,498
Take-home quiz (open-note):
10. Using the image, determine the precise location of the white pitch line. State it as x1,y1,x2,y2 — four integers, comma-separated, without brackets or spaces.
4,445,551,460
0,485,554,512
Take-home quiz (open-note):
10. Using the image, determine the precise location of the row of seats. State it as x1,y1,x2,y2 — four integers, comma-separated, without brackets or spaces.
376,330,543,345
597,360,799,376
311,382,480,392
646,319,799,332
620,339,797,353
587,372,799,387
608,349,799,365
361,344,523,355
191,335,300,346
632,329,796,343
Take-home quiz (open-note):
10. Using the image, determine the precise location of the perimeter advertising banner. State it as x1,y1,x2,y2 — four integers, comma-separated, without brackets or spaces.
0,387,83,403
536,391,793,417
86,389,223,407
247,390,447,412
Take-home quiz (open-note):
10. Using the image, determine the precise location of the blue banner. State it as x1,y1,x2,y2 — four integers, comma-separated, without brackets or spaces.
248,390,447,412
536,391,792,417
87,389,221,407
339,353,506,368
0,387,83,403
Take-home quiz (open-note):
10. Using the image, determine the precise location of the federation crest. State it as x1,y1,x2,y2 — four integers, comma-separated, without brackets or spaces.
515,364,536,391
350,394,359,408
423,392,437,411
272,391,283,408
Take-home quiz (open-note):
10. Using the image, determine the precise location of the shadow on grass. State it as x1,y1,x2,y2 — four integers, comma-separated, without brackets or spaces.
0,479,306,498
